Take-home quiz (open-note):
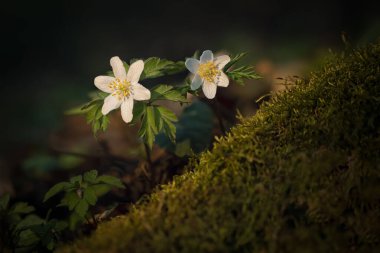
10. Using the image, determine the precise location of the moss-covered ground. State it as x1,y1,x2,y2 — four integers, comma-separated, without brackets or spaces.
59,41,380,253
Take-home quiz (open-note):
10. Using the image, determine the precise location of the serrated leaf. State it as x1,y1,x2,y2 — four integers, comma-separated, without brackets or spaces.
69,175,82,185
97,175,125,189
223,52,247,71
66,93,109,134
54,220,68,232
83,170,98,183
226,65,262,85
138,105,178,148
60,191,80,211
17,229,40,247
157,106,177,142
139,106,157,149
0,193,10,210
141,57,185,80
15,214,44,231
131,102,146,124
74,200,89,218
83,187,97,206
157,100,213,153
11,202,35,214
146,106,158,134
150,84,188,102
157,106,178,122
91,184,112,197
43,182,71,202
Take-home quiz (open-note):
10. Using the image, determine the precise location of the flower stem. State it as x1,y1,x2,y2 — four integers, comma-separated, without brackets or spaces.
213,99,226,135
144,143,152,166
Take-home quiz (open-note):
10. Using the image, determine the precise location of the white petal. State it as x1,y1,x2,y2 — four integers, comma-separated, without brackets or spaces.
94,76,115,93
110,56,127,80
132,83,151,101
200,50,213,63
215,72,229,87
127,60,144,84
214,55,230,70
202,81,217,99
101,93,122,115
185,58,200,74
121,97,134,123
191,75,203,90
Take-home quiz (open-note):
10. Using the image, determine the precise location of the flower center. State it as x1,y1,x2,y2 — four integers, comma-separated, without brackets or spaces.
197,62,220,83
109,78,132,100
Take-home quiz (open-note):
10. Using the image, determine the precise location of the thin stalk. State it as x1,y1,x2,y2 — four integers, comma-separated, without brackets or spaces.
214,99,226,135
144,143,152,166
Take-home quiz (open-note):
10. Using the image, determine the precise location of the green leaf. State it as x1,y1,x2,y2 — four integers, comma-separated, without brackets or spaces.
68,212,83,230
157,101,213,153
66,92,110,135
150,84,188,103
17,229,40,248
43,182,71,202
54,220,68,232
83,170,98,183
69,175,82,185
91,184,112,197
11,202,35,214
223,52,247,71
83,187,97,206
0,193,10,210
157,106,177,142
146,106,158,134
138,105,178,148
138,106,157,148
97,175,125,189
131,102,147,124
141,57,185,80
59,191,81,211
15,214,44,231
75,200,89,218
226,65,262,85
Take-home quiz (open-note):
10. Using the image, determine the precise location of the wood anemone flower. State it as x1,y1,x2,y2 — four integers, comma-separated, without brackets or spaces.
185,50,230,99
94,56,150,123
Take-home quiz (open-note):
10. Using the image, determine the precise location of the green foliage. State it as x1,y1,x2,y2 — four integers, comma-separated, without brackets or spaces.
44,170,125,229
138,105,178,149
59,41,380,253
150,84,188,103
224,52,262,84
223,52,247,70
157,100,214,155
223,53,262,85
226,65,261,85
66,92,109,134
140,57,185,80
0,194,66,252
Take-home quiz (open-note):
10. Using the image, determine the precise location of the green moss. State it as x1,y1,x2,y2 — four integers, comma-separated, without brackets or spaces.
59,41,380,253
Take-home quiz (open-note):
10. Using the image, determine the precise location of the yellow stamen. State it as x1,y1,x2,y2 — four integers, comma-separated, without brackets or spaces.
197,61,220,83
108,78,132,100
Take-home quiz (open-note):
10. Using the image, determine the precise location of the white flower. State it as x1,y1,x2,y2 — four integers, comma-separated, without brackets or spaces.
94,56,150,123
185,50,230,99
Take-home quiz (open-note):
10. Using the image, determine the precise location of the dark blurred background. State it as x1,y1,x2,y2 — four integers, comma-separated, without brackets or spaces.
0,0,379,197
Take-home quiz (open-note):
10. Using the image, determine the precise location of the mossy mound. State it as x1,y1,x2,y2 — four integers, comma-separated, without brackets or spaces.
60,42,380,253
